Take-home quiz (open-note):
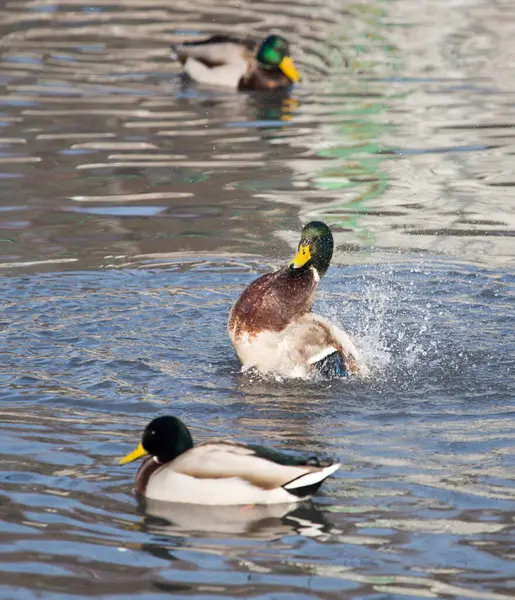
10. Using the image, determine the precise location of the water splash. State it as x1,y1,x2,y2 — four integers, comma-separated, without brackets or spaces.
319,261,442,385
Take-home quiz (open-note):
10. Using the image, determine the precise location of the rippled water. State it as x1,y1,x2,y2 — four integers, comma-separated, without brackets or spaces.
1,0,514,598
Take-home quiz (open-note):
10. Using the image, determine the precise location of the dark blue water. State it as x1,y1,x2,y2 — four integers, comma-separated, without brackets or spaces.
2,258,514,598
1,0,514,598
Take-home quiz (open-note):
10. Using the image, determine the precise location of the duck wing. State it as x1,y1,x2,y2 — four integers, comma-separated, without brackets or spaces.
170,441,338,492
284,313,369,376
172,35,257,67
246,444,334,468
143,442,340,504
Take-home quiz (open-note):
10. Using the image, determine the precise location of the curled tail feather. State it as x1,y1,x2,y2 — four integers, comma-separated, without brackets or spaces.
283,463,340,498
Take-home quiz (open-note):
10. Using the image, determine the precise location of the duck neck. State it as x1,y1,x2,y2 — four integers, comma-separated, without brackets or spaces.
240,66,290,90
135,456,161,495
289,264,320,283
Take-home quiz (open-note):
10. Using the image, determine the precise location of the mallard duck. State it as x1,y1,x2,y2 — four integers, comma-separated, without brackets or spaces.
171,33,301,90
227,221,369,378
120,415,339,505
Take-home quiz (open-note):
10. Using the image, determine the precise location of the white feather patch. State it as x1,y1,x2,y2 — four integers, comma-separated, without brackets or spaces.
307,347,338,365
183,57,246,88
146,469,300,505
284,463,340,490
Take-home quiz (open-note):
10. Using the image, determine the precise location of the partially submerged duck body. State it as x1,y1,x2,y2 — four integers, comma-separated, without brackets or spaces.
228,221,368,379
120,416,340,505
171,33,301,90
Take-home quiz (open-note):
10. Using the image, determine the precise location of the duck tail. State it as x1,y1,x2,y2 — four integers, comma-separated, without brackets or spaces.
283,463,340,498
313,350,348,378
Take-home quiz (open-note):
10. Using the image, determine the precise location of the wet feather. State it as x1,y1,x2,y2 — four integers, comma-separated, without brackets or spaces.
227,221,369,378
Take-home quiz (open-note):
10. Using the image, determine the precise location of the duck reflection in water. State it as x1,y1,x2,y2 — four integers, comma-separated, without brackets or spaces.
137,495,334,540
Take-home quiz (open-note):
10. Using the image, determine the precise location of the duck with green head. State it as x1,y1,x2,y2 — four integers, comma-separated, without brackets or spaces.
171,33,301,90
119,415,340,505
228,221,369,378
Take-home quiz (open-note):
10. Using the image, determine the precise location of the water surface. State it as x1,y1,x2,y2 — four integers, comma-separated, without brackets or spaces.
0,0,514,599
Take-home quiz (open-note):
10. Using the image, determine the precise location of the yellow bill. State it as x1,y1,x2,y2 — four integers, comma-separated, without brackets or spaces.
290,244,311,268
119,442,148,465
279,56,301,83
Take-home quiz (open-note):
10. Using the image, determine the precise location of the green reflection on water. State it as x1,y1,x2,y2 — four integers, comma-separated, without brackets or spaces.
307,1,400,246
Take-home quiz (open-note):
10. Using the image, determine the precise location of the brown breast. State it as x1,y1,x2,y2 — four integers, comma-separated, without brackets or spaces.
228,267,317,338
239,67,291,90
135,456,162,495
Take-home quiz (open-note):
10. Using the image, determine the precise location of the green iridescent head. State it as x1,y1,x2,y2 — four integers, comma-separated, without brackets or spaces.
289,221,334,277
256,34,301,82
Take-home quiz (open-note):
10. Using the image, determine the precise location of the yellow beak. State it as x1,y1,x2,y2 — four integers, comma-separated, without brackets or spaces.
290,244,311,269
119,442,148,465
279,56,301,83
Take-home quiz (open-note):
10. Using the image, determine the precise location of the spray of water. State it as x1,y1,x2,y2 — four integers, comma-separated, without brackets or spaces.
236,261,465,386
319,264,441,384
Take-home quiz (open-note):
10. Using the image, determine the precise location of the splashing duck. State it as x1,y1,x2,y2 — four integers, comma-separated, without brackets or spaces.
227,221,369,378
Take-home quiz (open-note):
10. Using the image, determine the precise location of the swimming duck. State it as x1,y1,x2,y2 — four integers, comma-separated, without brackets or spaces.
120,415,340,505
171,33,301,90
227,221,368,378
